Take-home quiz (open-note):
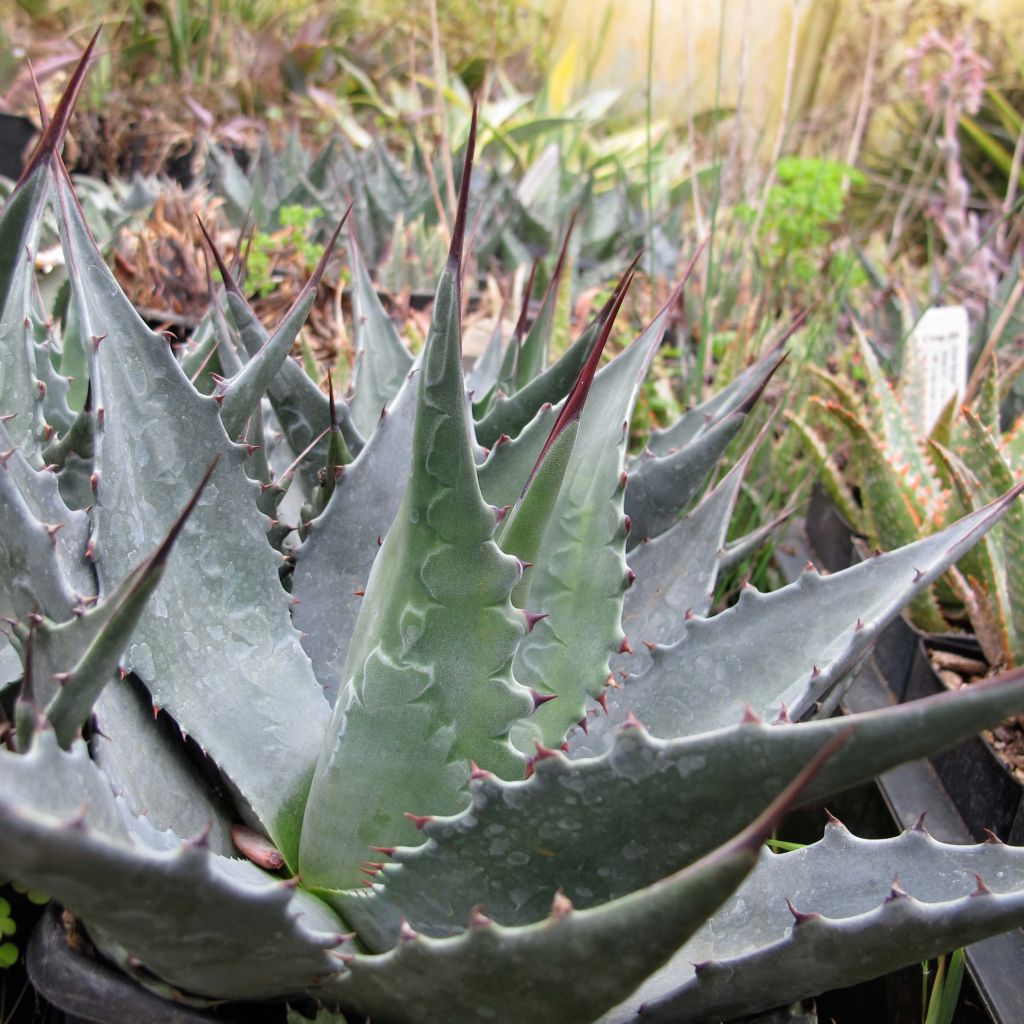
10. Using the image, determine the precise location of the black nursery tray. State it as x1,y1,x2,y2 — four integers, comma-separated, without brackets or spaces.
779,487,1024,1024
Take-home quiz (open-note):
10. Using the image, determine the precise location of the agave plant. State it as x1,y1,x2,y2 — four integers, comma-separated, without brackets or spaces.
791,329,1024,669
7,40,1024,1024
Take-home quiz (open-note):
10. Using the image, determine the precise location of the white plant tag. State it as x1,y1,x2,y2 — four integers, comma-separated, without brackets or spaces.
903,305,969,434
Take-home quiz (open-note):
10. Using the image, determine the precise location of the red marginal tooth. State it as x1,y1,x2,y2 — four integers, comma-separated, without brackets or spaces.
533,740,560,761
577,716,589,735
595,691,609,714
741,704,762,724
529,688,557,709
404,812,432,830
369,845,396,857
352,589,365,597
524,610,548,632
619,638,633,655
469,760,493,781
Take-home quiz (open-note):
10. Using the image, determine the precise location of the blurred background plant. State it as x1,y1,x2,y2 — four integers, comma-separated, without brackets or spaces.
0,0,1021,603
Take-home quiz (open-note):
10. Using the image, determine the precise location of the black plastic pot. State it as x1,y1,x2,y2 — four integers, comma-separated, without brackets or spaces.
0,114,37,182
783,486,1024,1024
26,906,293,1024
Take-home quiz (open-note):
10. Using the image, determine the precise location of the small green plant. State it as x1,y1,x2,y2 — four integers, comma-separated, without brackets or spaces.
922,947,966,1024
246,204,324,298
738,157,866,288
0,897,17,969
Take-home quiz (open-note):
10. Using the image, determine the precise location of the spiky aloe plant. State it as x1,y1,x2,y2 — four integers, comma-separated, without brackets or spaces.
6,41,1024,1024
792,330,1024,669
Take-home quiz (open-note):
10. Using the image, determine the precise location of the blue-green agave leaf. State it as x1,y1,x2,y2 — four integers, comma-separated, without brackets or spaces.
347,228,414,438
576,487,1023,749
299,106,535,891
628,824,1024,1024
292,371,418,702
50,155,329,868
342,668,1024,947
0,731,348,1000
329,742,835,1024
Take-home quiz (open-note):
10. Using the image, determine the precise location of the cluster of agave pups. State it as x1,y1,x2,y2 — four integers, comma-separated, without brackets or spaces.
792,330,1024,668
8,40,1024,1024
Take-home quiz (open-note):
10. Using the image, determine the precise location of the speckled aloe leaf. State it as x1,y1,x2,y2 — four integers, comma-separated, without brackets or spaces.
0,731,349,1000
0,417,91,623
329,741,836,1024
622,823,1024,1024
291,370,418,702
475,258,637,450
511,282,680,748
822,400,946,632
958,408,1024,663
644,342,785,458
929,440,1015,665
337,669,1024,947
49,152,330,869
347,228,414,438
200,215,345,442
298,109,535,892
624,411,747,547
853,330,939,503
573,488,1023,749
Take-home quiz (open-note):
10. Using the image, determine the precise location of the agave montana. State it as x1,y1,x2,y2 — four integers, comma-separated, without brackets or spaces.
5,38,1024,1024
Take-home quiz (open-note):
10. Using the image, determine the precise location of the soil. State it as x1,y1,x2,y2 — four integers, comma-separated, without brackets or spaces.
928,646,1024,785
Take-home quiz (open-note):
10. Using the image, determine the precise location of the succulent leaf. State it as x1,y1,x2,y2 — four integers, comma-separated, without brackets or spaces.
42,462,214,746
330,741,836,1024
628,823,1024,1024
0,162,50,463
0,731,348,1000
347,228,414,438
512,286,677,747
496,276,628,606
51,155,330,868
349,669,1024,944
299,108,534,891
823,401,947,631
291,372,418,701
621,434,763,659
475,257,642,450
513,214,574,390
578,488,1023,746
645,346,784,458
477,401,558,509
202,214,346,442
0,417,90,622
625,411,747,547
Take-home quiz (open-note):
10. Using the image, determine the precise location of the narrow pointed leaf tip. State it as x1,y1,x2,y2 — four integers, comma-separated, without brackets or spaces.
531,270,632,475
17,30,99,187
447,99,478,277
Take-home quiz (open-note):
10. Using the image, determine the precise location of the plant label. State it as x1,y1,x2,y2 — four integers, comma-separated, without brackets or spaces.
905,305,968,433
